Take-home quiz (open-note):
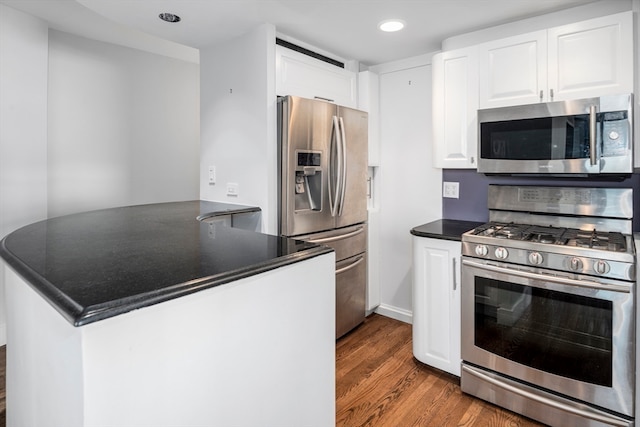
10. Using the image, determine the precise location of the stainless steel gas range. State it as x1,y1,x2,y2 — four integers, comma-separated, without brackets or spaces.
460,185,636,427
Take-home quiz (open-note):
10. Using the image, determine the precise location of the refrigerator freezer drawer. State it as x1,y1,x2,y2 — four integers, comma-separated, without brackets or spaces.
295,223,366,262
336,253,366,338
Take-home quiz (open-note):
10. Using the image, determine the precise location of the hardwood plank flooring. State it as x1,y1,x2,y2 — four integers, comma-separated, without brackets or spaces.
337,314,547,427
0,316,545,426
0,345,5,427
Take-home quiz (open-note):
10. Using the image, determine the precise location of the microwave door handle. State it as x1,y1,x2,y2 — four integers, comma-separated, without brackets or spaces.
589,105,597,166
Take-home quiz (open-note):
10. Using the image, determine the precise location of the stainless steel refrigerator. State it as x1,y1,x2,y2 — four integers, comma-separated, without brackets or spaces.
277,95,368,339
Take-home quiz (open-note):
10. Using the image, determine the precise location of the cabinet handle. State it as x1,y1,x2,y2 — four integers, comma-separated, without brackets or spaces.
452,258,457,290
539,90,543,101
470,156,475,164
550,88,554,101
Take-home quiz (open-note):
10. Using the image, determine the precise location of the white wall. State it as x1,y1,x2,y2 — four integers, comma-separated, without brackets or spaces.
199,24,278,234
0,8,201,346
0,5,49,346
47,30,200,218
371,56,442,323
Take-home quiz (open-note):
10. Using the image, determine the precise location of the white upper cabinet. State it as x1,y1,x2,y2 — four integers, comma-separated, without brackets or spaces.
432,47,478,169
275,44,357,108
479,12,633,108
547,12,633,101
479,30,547,108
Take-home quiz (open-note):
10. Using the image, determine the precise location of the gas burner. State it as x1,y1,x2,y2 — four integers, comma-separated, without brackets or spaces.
569,230,627,252
494,227,521,239
520,226,567,245
528,233,556,244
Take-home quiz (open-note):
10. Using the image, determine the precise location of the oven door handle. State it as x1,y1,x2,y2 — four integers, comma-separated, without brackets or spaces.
462,259,631,293
462,365,631,427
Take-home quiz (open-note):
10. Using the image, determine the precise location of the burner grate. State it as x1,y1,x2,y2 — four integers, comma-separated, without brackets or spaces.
564,229,627,252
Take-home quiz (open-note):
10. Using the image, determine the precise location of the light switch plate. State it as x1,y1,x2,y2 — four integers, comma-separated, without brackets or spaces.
208,166,216,185
443,181,459,199
226,182,239,196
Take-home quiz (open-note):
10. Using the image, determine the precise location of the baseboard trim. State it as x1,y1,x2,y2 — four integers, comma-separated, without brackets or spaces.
374,304,412,324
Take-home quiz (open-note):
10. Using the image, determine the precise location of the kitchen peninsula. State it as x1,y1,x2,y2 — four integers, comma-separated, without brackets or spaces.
0,201,336,427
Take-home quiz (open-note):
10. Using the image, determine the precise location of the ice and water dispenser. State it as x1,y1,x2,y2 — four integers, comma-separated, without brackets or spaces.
294,150,322,212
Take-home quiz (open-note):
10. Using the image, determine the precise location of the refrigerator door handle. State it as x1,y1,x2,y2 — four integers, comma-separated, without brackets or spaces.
330,115,342,217
337,116,347,217
336,255,365,275
305,226,365,244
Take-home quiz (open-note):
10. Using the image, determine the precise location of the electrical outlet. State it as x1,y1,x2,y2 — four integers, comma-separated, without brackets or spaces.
443,181,459,199
226,183,239,197
208,166,216,185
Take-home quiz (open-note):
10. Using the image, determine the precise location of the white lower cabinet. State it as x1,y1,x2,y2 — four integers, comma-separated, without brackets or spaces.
412,236,461,376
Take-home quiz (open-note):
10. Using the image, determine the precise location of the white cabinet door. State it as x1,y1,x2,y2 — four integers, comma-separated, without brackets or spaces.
548,12,633,101
478,30,547,108
275,45,357,108
432,48,478,169
478,12,633,107
412,236,461,376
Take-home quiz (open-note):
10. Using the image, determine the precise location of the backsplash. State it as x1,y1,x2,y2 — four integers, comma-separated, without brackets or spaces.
442,170,640,231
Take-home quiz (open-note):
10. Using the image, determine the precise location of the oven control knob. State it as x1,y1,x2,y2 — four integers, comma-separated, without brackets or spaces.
475,245,489,257
568,257,583,272
495,247,508,260
594,260,610,275
528,252,543,265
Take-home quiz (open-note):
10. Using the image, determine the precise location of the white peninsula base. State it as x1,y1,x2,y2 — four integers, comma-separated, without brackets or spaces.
4,252,336,427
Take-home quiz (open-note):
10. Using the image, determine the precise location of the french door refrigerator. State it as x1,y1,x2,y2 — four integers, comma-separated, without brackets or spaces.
277,95,368,339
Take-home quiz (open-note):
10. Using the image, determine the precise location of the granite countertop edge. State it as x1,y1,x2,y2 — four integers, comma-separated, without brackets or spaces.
0,201,334,327
1,241,333,327
410,219,484,241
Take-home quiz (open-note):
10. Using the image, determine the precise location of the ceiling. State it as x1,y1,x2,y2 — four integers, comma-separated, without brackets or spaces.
2,0,602,65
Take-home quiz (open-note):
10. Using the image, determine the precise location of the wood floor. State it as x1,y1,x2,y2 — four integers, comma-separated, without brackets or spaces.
337,314,547,427
0,316,545,426
0,345,5,427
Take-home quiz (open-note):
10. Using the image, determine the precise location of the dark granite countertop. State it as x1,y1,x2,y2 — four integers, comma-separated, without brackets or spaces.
0,201,332,327
410,219,483,241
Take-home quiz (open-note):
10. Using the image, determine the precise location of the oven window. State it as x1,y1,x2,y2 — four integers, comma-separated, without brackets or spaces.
474,277,612,387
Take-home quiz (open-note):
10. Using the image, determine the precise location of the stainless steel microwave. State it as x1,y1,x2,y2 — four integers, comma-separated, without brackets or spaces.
477,94,633,175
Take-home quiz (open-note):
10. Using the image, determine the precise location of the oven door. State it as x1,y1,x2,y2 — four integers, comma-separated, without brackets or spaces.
461,257,635,418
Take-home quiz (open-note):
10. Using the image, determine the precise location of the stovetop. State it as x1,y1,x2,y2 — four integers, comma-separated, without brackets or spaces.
470,222,629,253
462,222,635,282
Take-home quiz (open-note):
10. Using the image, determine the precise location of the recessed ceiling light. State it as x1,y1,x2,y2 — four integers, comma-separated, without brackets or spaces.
159,13,181,23
378,19,405,32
